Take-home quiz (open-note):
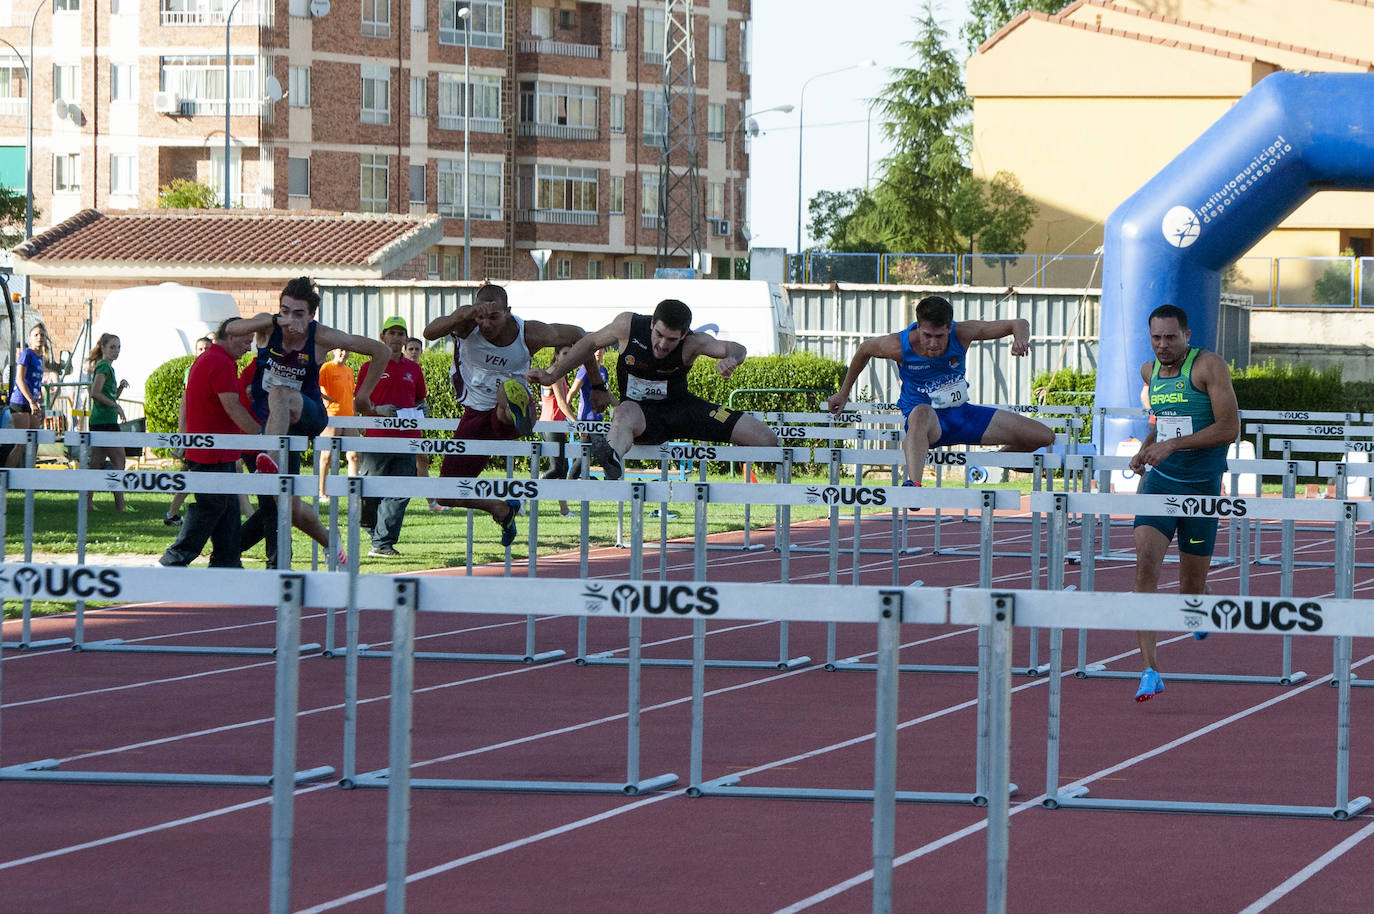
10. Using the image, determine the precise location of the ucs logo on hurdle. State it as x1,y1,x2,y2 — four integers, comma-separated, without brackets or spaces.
453,478,539,499
805,485,888,506
1162,495,1247,517
659,444,717,461
377,417,419,429
580,582,720,616
769,426,808,439
106,471,188,492
408,439,468,454
926,452,966,465
0,564,123,599
1180,596,1323,633
155,433,217,449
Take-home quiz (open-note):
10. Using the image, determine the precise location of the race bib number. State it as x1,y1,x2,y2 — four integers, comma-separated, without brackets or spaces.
926,378,968,409
262,367,302,392
1157,416,1193,440
625,376,668,401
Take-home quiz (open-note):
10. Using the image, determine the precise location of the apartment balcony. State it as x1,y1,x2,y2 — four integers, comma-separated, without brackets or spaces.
437,115,504,134
517,209,599,226
517,38,601,59
518,122,599,141
160,5,271,26
641,213,661,230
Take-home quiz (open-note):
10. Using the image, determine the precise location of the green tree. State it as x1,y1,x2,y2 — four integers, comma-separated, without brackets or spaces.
950,171,1037,283
960,0,1073,56
807,188,886,253
158,178,219,209
0,185,36,248
864,1,971,254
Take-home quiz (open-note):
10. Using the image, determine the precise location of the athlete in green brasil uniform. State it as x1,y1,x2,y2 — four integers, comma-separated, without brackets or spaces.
1128,304,1238,703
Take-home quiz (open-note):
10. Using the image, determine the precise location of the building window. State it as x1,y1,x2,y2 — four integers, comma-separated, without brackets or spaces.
53,64,79,102
360,153,389,212
609,175,624,213
588,259,603,279
708,23,725,61
437,73,502,131
409,163,425,203
641,172,659,216
642,90,665,144
54,0,80,11
558,8,573,29
531,6,551,39
439,0,503,49
288,156,309,196
438,158,502,219
426,251,439,278
410,76,426,117
623,261,644,279
109,153,135,194
53,153,80,192
643,8,665,62
289,65,310,107
739,21,750,73
442,252,459,280
708,103,725,141
362,0,390,38
361,64,390,125
555,256,571,280
110,63,134,103
610,93,624,134
536,164,597,214
708,182,724,221
519,80,597,139
160,55,256,113
610,11,625,50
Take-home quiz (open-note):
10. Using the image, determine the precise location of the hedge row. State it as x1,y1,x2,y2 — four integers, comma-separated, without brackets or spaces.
1031,360,1352,414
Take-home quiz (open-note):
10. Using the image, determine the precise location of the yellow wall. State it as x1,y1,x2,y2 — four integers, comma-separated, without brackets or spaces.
1120,0,1374,62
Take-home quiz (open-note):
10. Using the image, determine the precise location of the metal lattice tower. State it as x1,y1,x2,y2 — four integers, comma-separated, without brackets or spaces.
656,0,703,272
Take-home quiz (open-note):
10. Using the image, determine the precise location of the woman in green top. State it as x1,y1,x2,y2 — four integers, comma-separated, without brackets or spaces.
87,333,129,510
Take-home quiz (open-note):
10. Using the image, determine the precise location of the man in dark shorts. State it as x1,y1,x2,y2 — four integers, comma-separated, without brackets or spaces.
825,295,1053,486
529,298,777,479
160,319,259,567
227,276,391,563
423,282,602,547
1128,303,1239,703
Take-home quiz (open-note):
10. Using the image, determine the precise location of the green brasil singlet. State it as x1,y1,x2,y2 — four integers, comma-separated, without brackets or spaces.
1147,347,1227,482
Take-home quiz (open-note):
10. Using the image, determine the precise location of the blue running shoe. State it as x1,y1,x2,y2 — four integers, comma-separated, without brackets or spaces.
1192,631,1210,641
902,479,919,487
1134,668,1164,702
498,499,521,548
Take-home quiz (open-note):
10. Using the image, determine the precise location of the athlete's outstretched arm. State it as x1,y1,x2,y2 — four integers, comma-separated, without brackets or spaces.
826,333,902,414
955,318,1031,356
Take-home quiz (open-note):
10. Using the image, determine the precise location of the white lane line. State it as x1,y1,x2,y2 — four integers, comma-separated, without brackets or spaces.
1239,817,1374,913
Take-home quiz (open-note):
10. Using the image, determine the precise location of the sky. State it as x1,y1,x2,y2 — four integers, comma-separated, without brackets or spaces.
747,0,971,252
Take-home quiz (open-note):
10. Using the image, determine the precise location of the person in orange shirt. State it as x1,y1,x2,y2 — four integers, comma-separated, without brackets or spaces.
318,347,359,497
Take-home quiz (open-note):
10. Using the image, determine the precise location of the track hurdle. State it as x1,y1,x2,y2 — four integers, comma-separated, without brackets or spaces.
323,440,570,665
365,574,918,914
341,567,678,797
0,563,339,914
1040,489,1333,687
953,572,1373,820
0,428,68,651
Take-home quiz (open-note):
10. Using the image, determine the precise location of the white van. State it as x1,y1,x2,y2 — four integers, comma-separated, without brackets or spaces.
89,283,241,406
502,279,795,356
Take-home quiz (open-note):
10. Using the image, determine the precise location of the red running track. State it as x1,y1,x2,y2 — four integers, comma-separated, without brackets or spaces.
3,507,1374,912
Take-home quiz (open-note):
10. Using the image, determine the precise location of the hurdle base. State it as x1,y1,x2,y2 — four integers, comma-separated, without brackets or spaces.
580,652,810,671
689,775,1017,806
346,770,678,796
75,639,321,657
1045,789,1371,820
826,658,1044,678
0,760,336,788
357,645,566,665
1075,668,1308,687
3,636,73,651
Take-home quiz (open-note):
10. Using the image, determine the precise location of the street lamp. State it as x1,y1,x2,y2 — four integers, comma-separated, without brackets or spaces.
795,60,875,260
459,4,471,280
727,103,793,262
9,0,50,309
224,0,243,209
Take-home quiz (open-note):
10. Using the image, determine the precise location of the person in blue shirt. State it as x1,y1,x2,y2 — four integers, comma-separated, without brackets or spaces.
826,295,1054,486
1127,303,1239,703
6,324,59,468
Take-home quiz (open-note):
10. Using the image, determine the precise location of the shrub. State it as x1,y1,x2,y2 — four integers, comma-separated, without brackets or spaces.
1232,359,1345,412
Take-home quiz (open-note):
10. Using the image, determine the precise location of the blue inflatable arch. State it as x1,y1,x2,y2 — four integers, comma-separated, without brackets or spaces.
1097,72,1374,453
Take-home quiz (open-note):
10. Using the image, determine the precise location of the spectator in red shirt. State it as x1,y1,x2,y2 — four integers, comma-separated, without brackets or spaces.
160,319,258,567
357,316,428,556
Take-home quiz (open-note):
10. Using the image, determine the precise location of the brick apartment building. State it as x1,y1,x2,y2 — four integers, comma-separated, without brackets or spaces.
0,0,754,285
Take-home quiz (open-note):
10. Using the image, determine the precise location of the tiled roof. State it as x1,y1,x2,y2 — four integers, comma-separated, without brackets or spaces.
13,209,442,269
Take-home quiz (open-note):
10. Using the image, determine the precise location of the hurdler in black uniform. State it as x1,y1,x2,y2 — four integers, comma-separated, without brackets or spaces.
528,298,779,480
